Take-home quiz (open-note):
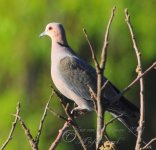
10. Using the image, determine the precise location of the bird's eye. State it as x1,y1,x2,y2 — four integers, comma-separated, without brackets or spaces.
48,26,53,30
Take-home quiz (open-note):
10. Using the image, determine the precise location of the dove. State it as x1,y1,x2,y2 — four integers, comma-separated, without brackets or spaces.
40,22,139,134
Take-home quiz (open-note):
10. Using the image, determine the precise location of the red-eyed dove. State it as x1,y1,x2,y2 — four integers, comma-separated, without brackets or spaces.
40,22,139,134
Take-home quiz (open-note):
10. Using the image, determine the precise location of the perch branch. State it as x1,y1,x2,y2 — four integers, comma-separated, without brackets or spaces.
61,104,87,150
51,89,87,150
0,102,20,150
125,8,144,150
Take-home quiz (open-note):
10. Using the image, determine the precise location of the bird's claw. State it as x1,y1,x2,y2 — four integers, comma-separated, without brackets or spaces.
71,107,88,117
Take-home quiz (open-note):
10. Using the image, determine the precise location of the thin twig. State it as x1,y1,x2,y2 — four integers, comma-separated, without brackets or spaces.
125,8,144,150
96,6,116,149
49,121,69,150
102,114,124,133
83,28,100,70
16,114,37,150
0,102,20,150
100,6,116,71
142,137,156,150
99,114,124,146
87,85,97,112
72,125,86,148
35,93,53,144
101,80,109,90
48,107,68,122
111,62,156,103
121,62,156,95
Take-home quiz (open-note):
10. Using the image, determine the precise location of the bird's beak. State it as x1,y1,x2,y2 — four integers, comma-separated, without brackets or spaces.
39,31,46,38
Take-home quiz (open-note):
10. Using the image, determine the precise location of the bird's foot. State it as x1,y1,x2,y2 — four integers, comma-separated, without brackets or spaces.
71,107,89,117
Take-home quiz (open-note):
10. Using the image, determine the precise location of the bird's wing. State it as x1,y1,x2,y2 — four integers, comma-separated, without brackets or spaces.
58,56,97,101
58,55,119,101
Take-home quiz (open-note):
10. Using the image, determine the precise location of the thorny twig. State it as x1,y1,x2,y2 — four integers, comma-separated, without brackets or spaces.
0,102,20,150
125,8,144,150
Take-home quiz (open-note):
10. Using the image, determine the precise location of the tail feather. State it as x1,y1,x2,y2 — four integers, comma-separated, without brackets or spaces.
107,96,140,135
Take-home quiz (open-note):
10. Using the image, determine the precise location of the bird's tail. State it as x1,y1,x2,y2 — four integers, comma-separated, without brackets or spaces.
107,96,140,136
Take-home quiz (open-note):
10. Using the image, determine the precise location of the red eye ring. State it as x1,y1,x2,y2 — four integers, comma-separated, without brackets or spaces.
49,26,53,30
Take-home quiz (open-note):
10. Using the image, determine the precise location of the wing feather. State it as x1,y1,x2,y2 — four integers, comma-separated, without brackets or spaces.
58,56,118,101
58,56,97,100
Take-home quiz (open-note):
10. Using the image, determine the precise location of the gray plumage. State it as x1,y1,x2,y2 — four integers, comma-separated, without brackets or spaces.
40,22,139,134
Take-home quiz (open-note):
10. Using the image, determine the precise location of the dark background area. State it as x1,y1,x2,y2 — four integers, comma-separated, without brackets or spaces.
0,0,156,149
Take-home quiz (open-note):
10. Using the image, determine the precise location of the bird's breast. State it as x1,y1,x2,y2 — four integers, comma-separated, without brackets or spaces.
51,61,73,100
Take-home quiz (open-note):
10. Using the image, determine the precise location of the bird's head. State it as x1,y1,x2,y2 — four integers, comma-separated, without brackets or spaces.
39,22,67,44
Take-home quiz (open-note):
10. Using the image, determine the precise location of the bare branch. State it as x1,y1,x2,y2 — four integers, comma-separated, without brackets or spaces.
96,6,116,149
105,114,124,131
52,89,87,150
142,137,156,150
0,102,20,150
125,8,144,150
121,62,156,96
48,104,87,150
95,114,123,147
84,6,116,149
49,121,69,150
100,6,116,71
35,93,53,144
110,62,156,103
62,105,87,150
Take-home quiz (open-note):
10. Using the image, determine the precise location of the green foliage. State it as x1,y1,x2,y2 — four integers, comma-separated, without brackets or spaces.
0,0,156,149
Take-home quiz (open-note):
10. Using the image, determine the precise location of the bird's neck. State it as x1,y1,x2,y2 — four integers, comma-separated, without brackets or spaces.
51,40,71,62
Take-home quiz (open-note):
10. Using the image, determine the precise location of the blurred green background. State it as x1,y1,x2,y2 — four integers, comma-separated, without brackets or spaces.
0,0,156,149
